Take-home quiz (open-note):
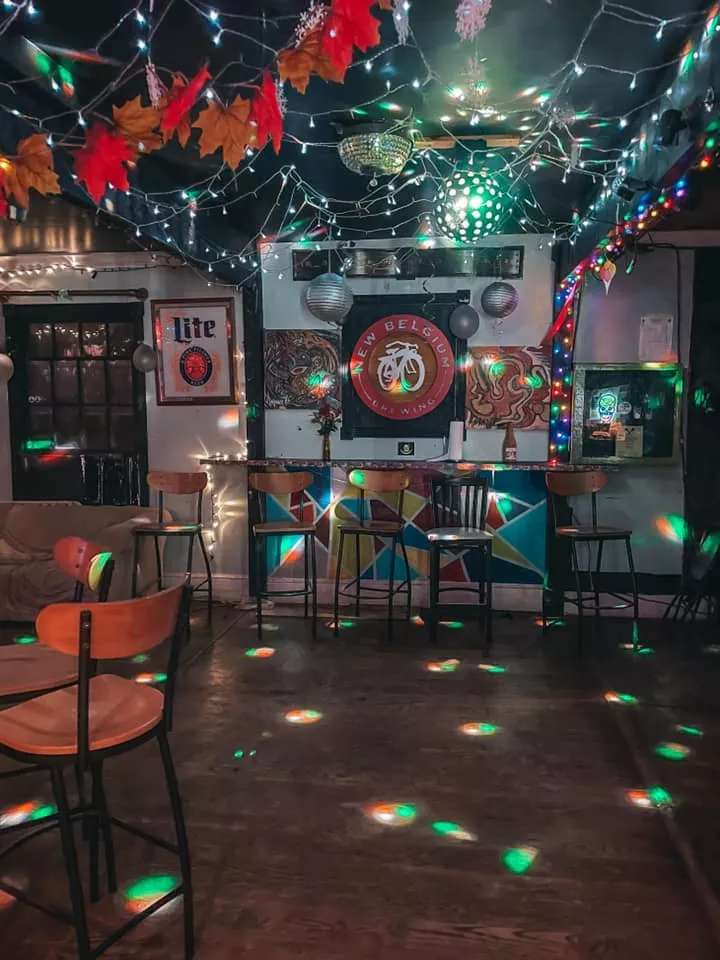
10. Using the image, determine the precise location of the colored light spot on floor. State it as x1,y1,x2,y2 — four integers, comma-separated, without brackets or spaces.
261,623,280,632
13,635,36,645
411,615,425,626
677,724,703,737
285,709,322,724
325,620,356,629
460,722,499,736
627,786,673,809
627,789,653,808
131,654,150,664
534,618,565,628
134,673,167,685
425,658,460,673
245,647,276,658
439,620,464,629
0,801,55,828
603,691,638,704
502,845,538,874
124,874,178,915
655,741,691,761
0,876,23,912
648,785,673,808
431,821,476,841
367,803,417,826
478,664,506,673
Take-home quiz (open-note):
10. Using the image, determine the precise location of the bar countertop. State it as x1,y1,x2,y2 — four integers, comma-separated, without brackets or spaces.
199,457,603,471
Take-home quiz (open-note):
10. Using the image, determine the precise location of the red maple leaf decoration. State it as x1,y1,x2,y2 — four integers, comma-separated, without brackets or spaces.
322,0,381,73
73,124,134,203
249,71,283,154
161,64,212,134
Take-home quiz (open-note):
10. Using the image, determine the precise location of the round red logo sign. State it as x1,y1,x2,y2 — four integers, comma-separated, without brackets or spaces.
350,314,454,420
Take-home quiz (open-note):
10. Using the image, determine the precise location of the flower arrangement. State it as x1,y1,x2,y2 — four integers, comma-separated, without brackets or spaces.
311,399,341,436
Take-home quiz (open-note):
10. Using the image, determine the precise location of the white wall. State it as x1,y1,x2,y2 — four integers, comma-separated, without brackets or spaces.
260,236,555,462
0,252,247,578
575,246,694,576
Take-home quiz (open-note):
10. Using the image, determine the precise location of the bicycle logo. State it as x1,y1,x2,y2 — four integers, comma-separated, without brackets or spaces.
376,340,426,393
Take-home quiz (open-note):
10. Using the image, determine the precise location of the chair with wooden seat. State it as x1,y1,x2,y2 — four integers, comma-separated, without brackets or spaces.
131,471,212,625
333,469,412,642
0,537,115,709
0,585,194,960
249,471,318,638
546,471,639,653
427,474,494,648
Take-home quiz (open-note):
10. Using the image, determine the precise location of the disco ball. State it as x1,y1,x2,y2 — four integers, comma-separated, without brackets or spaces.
433,169,510,242
304,273,354,325
480,281,519,319
338,125,413,178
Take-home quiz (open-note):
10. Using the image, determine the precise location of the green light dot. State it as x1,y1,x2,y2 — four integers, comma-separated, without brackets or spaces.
14,635,37,645
132,653,150,664
648,785,673,808
28,804,56,821
234,750,244,758
677,724,703,737
125,875,177,902
655,742,691,761
502,846,537,874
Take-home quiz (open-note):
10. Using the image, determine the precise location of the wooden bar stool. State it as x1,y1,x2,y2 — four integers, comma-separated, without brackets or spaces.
249,471,318,638
333,469,412,642
546,471,639,653
427,475,493,648
131,471,212,625
0,537,114,710
0,585,194,960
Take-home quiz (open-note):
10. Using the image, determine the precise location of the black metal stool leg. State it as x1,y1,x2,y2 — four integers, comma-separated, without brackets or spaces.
399,535,412,622
310,534,318,638
594,539,604,619
484,544,493,651
154,535,163,591
333,530,346,638
51,766,91,960
354,533,361,619
157,729,194,960
570,541,583,655
197,532,213,626
303,534,310,620
131,533,141,598
255,533,264,640
387,535,397,643
429,544,439,644
92,761,117,895
625,536,640,649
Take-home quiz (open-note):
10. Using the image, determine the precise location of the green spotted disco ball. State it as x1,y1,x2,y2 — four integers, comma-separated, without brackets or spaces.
433,169,510,242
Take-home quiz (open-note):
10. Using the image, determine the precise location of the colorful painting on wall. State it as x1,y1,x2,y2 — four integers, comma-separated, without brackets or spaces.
466,346,551,430
264,330,340,409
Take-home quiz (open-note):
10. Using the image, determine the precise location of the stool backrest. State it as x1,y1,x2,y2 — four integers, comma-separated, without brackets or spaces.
54,536,115,602
147,471,207,525
546,470,609,529
249,470,313,524
431,475,489,530
347,469,410,525
36,585,190,770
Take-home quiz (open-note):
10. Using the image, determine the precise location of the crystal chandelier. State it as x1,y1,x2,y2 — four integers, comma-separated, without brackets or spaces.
338,124,413,180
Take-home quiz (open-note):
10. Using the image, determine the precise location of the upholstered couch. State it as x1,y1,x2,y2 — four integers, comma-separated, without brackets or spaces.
0,501,168,622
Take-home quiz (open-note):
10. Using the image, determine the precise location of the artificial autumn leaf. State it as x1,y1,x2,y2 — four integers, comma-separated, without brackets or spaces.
323,0,380,73
161,64,211,137
112,96,163,156
73,123,134,203
278,25,346,93
159,76,193,147
249,71,283,154
3,134,61,209
194,95,255,168
377,0,392,8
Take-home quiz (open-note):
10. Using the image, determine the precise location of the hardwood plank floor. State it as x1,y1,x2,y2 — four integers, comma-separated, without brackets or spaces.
1,610,719,958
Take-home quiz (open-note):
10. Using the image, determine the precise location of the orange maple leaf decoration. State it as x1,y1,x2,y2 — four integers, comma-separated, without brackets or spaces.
193,95,255,169
112,96,163,156
1,134,61,209
278,26,346,93
377,0,392,7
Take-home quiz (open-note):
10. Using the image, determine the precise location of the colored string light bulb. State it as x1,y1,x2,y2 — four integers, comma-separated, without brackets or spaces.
367,803,417,826
284,709,322,724
431,821,476,841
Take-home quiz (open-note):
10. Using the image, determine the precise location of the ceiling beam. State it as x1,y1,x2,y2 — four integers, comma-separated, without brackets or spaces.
415,134,522,149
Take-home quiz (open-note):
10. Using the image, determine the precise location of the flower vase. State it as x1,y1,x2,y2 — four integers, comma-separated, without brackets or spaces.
322,434,332,462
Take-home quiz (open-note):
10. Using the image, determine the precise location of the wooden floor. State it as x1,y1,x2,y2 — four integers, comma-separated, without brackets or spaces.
2,607,720,959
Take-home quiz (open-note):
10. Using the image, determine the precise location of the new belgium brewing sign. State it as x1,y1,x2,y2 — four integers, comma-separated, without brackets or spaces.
350,315,454,420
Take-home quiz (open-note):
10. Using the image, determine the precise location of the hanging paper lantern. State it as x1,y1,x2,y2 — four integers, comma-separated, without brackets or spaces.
132,343,157,372
449,304,480,339
480,281,519,319
434,169,510,242
0,353,14,383
304,273,353,325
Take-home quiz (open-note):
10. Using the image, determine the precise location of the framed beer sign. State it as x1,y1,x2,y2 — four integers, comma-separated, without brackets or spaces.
152,298,238,405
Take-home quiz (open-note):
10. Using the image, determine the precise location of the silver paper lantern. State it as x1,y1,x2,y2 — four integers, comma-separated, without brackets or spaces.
449,304,480,340
480,281,519,319
304,273,353,325
132,343,157,372
0,353,14,383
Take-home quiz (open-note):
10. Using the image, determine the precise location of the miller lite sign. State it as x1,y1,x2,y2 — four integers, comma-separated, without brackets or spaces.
152,298,238,405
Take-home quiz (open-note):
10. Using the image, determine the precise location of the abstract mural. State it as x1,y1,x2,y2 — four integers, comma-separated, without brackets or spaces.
260,466,546,587
466,346,551,430
263,329,340,409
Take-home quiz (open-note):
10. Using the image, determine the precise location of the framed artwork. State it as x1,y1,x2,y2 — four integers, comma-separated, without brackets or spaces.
571,363,683,465
466,346,551,430
152,298,238,406
264,329,340,409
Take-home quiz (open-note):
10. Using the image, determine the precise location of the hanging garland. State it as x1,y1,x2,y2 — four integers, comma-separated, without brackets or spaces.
0,0,388,214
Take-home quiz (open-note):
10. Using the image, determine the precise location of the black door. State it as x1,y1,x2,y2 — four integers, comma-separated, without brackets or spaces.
6,302,149,505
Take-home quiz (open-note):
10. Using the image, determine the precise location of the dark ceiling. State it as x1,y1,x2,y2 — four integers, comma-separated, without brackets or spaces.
0,0,712,281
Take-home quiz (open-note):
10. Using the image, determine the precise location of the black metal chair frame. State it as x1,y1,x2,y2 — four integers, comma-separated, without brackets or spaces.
546,486,639,653
428,476,493,647
0,587,194,960
131,484,212,625
251,481,318,640
333,482,412,641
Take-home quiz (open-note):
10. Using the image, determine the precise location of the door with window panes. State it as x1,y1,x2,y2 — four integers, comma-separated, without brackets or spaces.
6,302,149,504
